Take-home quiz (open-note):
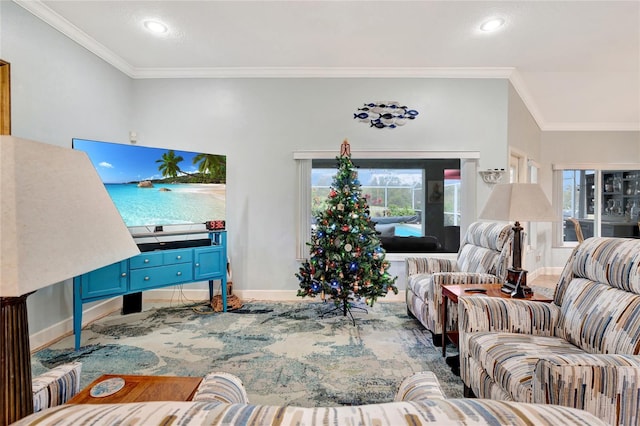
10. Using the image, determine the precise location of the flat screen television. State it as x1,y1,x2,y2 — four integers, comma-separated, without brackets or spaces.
72,138,226,245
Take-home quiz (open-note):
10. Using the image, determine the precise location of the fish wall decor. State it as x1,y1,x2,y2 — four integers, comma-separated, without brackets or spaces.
353,102,419,129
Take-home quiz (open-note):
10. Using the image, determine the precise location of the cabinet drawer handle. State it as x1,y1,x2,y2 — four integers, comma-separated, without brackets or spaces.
195,263,200,267
176,271,182,276
144,259,150,263
176,255,182,260
121,273,127,277
144,276,150,281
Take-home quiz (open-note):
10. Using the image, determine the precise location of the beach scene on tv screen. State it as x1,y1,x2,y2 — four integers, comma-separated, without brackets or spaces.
73,139,226,227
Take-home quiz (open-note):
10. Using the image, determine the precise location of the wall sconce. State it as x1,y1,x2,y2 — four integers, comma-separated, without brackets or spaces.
479,169,506,184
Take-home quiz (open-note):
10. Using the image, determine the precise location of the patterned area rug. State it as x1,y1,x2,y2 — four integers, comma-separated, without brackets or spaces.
32,301,463,406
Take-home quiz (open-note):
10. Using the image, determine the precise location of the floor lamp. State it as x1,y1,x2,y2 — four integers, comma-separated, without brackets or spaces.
0,136,140,424
478,183,556,297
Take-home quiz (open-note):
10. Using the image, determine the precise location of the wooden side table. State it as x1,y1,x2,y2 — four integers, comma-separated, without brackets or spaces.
67,374,203,404
441,283,553,357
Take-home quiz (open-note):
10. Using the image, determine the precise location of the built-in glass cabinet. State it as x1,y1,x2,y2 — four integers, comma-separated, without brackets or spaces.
563,169,640,243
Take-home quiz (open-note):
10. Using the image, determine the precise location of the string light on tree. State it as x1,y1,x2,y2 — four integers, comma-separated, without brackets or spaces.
295,139,398,322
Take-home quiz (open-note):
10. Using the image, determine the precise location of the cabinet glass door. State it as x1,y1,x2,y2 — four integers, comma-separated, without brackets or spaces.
601,170,640,238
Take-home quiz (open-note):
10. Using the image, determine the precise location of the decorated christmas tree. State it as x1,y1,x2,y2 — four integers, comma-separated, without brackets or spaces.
296,140,398,320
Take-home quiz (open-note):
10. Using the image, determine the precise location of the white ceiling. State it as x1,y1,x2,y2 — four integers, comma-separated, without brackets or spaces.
15,0,640,131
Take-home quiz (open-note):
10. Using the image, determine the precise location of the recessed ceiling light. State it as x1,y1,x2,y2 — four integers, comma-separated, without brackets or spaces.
480,18,505,32
144,20,168,34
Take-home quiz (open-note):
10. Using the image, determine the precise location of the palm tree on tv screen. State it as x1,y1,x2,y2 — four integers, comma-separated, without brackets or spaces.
193,153,226,183
156,150,184,179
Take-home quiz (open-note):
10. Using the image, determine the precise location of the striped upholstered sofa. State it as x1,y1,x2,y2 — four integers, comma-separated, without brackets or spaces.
405,221,513,343
32,362,82,413
459,237,640,426
15,371,606,425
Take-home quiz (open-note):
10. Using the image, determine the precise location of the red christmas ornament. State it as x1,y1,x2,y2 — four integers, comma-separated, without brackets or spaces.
342,225,350,232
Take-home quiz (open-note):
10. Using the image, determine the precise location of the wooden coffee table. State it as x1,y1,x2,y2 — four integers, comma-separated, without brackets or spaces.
441,283,553,357
67,374,203,404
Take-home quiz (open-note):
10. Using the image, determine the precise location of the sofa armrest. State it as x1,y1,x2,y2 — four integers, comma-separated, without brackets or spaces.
406,257,455,276
432,272,499,286
32,362,82,413
395,371,446,401
458,296,560,336
533,354,640,426
192,372,249,404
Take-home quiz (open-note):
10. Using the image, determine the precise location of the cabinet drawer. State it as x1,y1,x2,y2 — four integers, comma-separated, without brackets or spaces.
163,249,192,264
130,252,164,269
130,264,193,290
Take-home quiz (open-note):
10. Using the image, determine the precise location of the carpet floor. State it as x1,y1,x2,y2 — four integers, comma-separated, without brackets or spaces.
32,301,463,406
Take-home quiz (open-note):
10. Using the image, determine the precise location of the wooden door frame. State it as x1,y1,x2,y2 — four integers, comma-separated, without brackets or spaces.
0,60,10,135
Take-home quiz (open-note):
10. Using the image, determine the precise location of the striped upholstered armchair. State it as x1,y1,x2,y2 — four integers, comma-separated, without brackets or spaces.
405,221,514,344
459,237,640,426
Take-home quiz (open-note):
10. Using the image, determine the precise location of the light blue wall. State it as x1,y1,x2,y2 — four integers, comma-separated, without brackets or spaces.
3,1,511,337
130,78,510,296
1,2,133,334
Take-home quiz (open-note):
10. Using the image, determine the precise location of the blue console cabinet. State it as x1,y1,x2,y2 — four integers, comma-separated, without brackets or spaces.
73,231,227,349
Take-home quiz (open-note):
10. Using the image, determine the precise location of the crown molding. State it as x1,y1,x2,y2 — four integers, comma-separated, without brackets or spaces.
541,122,640,132
13,0,136,76
130,66,515,79
14,1,639,133
508,69,546,130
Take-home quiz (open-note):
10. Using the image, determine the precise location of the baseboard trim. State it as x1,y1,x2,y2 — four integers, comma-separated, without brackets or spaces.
30,298,121,352
528,266,564,281
143,288,407,303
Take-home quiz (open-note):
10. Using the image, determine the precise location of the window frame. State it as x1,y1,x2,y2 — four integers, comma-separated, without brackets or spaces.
553,162,640,247
294,150,480,260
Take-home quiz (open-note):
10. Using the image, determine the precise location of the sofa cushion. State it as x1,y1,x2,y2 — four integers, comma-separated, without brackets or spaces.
455,246,503,275
557,278,640,354
462,222,512,252
380,236,442,253
375,224,396,237
14,399,608,425
570,237,640,292
467,332,585,402
456,222,513,279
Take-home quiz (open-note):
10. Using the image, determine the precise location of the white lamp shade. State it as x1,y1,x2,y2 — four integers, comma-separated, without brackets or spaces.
478,183,557,222
1,136,140,297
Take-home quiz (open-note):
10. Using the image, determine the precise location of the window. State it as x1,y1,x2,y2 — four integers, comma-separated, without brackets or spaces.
295,150,480,259
555,165,640,245
561,169,595,243
311,158,460,253
444,169,461,226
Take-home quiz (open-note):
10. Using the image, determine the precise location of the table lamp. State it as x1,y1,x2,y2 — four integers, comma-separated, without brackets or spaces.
1,136,140,424
478,183,556,297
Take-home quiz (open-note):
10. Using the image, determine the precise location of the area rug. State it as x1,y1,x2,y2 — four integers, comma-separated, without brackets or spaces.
32,301,463,406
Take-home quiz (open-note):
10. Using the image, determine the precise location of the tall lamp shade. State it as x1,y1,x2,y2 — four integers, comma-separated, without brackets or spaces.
1,136,140,424
478,183,556,295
